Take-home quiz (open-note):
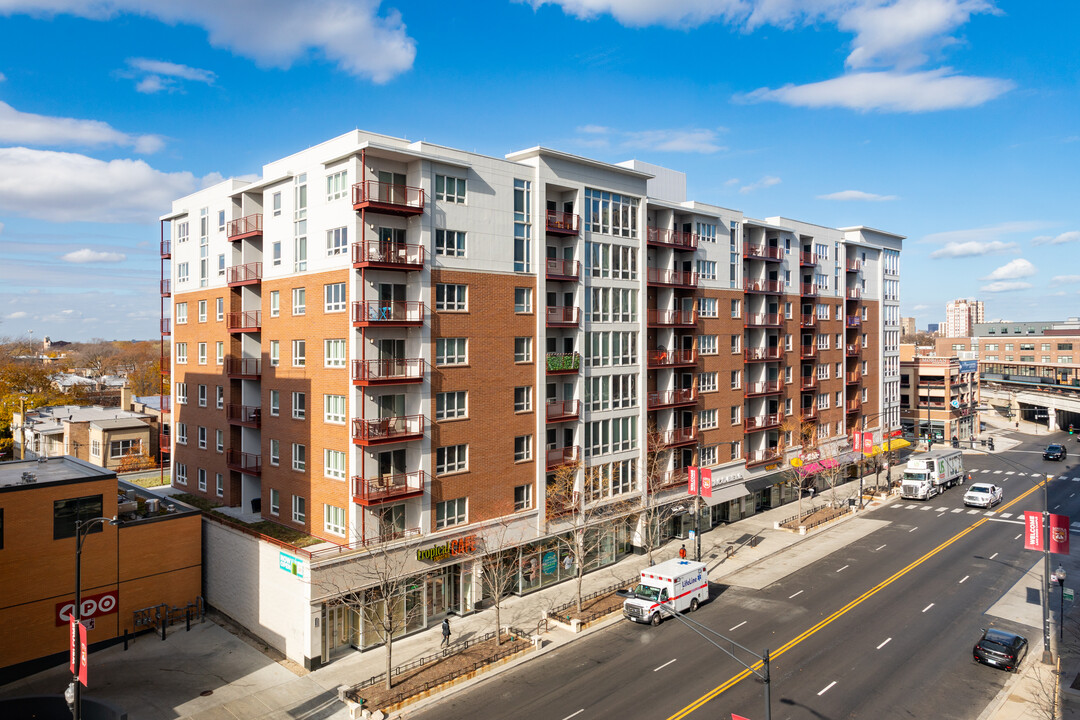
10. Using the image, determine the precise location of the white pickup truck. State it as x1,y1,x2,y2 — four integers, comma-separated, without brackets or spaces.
622,559,708,626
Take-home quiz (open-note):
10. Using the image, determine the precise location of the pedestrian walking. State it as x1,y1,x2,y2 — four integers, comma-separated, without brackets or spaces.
441,617,451,648
679,544,687,560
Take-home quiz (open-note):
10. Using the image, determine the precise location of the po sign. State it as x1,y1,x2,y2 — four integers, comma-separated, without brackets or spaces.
56,590,119,627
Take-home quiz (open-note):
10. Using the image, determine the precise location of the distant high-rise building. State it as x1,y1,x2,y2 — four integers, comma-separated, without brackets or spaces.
944,299,984,337
927,323,940,334
900,317,916,336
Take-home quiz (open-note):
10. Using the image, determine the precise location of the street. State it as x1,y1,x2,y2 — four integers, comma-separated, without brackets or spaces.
405,432,1079,720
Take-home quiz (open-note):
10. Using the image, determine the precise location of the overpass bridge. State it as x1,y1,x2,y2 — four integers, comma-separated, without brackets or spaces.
980,378,1080,433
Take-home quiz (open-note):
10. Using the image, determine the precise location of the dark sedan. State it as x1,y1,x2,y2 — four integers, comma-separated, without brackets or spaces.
1044,444,1067,461
973,628,1028,672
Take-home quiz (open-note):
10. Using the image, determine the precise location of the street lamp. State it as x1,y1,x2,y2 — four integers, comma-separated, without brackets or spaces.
858,410,896,509
1039,474,1054,664
69,516,119,720
1054,564,1067,641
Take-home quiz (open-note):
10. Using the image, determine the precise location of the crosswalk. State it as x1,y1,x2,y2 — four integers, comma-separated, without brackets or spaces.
966,468,1080,482
895,504,1001,516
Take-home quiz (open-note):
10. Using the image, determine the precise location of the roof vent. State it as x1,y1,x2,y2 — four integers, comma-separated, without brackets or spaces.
21,472,37,484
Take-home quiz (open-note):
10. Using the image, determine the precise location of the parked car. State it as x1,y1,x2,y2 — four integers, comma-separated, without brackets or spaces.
1044,444,1067,461
973,628,1028,672
964,483,1003,508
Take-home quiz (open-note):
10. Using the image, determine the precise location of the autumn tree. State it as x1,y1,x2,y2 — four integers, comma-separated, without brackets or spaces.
70,339,121,376
0,340,78,457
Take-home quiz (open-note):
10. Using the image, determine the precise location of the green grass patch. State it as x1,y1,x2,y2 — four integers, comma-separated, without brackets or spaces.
126,474,170,488
172,493,322,548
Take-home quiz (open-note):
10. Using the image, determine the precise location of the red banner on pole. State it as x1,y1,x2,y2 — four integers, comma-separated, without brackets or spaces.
862,432,874,455
1050,514,1070,554
1024,511,1043,550
69,617,78,675
78,621,88,686
688,466,698,495
701,469,712,498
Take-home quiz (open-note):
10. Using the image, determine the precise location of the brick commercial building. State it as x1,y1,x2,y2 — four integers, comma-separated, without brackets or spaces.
900,344,980,445
162,130,902,667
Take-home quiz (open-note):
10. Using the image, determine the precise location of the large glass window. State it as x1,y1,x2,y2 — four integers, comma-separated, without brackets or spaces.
53,495,104,540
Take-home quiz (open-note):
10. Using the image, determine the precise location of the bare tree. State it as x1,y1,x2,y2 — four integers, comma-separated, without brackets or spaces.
71,339,121,377
777,416,819,521
819,452,848,509
467,520,529,645
638,423,676,566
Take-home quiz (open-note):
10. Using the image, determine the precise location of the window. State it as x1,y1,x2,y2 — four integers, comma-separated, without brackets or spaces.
176,382,188,405
216,429,224,453
215,385,223,409
730,335,741,354
326,170,347,201
176,343,188,364
195,427,206,450
324,450,346,480
324,394,346,424
215,472,224,497
269,291,280,317
699,335,718,355
784,302,793,319
700,445,718,466
325,226,348,256
269,341,280,367
699,409,718,430
514,179,531,272
514,337,532,363
270,488,280,515
436,498,467,528
292,495,306,523
272,240,281,266
111,438,142,458
436,338,467,366
292,340,306,366
730,406,741,425
324,282,346,312
177,262,189,283
514,386,532,412
699,298,719,318
53,495,104,540
435,283,468,311
436,391,467,420
197,384,207,407
435,174,466,203
269,439,280,465
272,191,282,216
176,423,187,445
584,188,639,238
324,504,346,536
730,370,741,389
292,391,306,420
514,287,532,313
197,342,207,365
292,288,306,315
176,221,189,243
292,443,306,471
514,435,533,462
90,440,101,457
514,484,532,511
216,342,224,365
699,372,717,392
324,339,346,367
435,229,465,257
174,463,187,485
696,260,717,280
437,444,467,475
198,300,207,322
198,468,207,491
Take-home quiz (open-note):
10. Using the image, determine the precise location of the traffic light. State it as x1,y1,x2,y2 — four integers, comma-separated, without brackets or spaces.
1070,424,1075,435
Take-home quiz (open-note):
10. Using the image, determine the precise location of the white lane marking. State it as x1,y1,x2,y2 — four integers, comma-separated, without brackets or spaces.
952,508,964,513
654,659,677,672
836,565,849,573
729,621,747,631
1006,471,1015,475
967,510,980,514
1015,532,1023,539
877,637,892,649
937,506,949,512
922,603,935,613
994,470,1003,474
990,553,998,560
1055,504,1061,510
960,575,969,584
818,681,837,696
1072,478,1080,483
561,710,585,720
910,526,919,532
985,511,996,516
1001,513,1012,518
875,544,887,551
788,590,803,599
989,519,1022,526
1070,494,1075,498
921,506,932,511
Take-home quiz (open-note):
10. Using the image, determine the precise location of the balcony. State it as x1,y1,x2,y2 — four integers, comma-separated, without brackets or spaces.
745,449,783,467
161,318,171,336
351,180,425,216
799,250,816,266
654,427,698,448
546,399,580,423
847,288,863,300
651,468,688,493
846,371,862,384
800,283,817,296
648,349,698,368
800,375,818,391
648,309,696,327
351,239,424,271
226,310,261,333
159,434,171,453
546,352,581,374
744,279,783,294
647,227,699,251
846,399,863,413
351,471,426,506
800,344,818,359
160,279,171,297
351,415,425,446
546,211,580,236
745,347,781,363
647,268,698,288
846,316,862,328
546,445,580,470
800,314,816,328
352,358,425,386
227,261,262,287
546,306,580,327
800,406,818,421
846,259,862,272
351,301,424,327
742,243,783,262
161,240,171,258
744,413,782,432
227,214,263,241
745,380,783,397
846,344,860,357
226,356,261,379
226,404,261,428
647,388,698,409
745,313,781,328
226,450,261,475
546,257,580,281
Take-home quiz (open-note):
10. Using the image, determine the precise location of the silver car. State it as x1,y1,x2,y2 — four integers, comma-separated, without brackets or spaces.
964,482,1003,508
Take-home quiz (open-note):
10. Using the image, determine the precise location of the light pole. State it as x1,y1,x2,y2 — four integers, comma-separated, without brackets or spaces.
68,516,118,720
858,410,895,509
1039,474,1053,664
1054,564,1067,641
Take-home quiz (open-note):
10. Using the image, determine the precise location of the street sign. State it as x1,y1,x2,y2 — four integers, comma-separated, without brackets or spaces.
1066,588,1074,602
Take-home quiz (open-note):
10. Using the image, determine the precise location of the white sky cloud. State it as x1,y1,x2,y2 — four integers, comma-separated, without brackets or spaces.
124,57,216,93
817,189,897,201
740,69,1013,113
0,71,6,82
61,249,127,263
1,0,416,83
1051,275,1080,286
929,240,1018,258
6,311,27,319
0,147,217,223
921,221,1055,244
981,258,1036,281
980,280,1033,293
575,126,725,154
0,101,163,153
740,175,781,194
1031,230,1080,246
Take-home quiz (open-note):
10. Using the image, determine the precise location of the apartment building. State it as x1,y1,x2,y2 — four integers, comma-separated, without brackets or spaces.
944,298,984,338
899,344,980,443
162,130,902,667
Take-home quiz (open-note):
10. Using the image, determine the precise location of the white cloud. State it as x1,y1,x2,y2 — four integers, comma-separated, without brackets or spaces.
125,57,216,93
740,68,1013,113
0,101,163,153
6,311,27,319
1050,275,1080,286
1031,231,1080,246
2,1,416,83
61,249,127,263
0,147,217,223
929,240,1018,258
921,221,1055,245
817,189,897,201
981,258,1036,281
980,280,1032,293
912,304,930,311
740,175,781,194
574,125,725,154
724,178,740,187
578,124,610,134
0,71,6,82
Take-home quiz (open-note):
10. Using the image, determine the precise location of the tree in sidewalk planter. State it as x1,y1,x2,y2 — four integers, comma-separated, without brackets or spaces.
777,416,819,523
464,518,530,646
638,422,677,566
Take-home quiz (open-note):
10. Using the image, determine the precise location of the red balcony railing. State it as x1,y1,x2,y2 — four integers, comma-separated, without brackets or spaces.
801,283,817,296
647,268,698,287
160,279,171,297
226,261,262,286
745,347,781,362
745,380,783,396
846,399,863,413
351,239,425,270
545,257,580,281
742,243,783,261
846,259,862,272
846,344,860,357
352,180,424,216
351,358,425,385
745,449,783,467
226,404,261,427
226,450,261,475
546,211,580,236
801,406,818,421
226,310,261,333
546,306,580,326
655,427,698,447
846,371,862,383
648,309,696,327
546,399,580,422
647,227,699,251
226,357,261,378
745,313,781,328
800,314,816,328
846,316,862,328
847,288,863,300
800,344,818,359
352,415,425,445
160,240,171,258
652,468,688,492
799,250,816,266
800,375,818,391
647,388,697,409
351,471,426,506
546,445,580,470
227,213,263,241
744,413,782,431
160,318,171,336
648,349,698,368
744,279,784,294
351,301,425,326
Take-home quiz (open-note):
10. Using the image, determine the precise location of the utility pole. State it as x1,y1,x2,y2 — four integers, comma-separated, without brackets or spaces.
1041,474,1053,664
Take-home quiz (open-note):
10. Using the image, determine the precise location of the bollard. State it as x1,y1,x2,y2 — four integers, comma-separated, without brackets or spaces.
123,628,129,651
160,615,166,641
186,607,191,632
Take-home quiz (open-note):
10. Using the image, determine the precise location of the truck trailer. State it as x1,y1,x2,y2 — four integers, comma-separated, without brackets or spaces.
900,448,965,500
622,559,708,626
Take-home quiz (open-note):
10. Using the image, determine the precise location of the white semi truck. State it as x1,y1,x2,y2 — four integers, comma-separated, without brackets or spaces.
900,448,965,500
622,559,708,626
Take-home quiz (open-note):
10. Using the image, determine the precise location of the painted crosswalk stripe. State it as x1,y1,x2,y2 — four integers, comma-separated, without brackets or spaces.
993,470,1003,474
951,508,964,513
1006,471,1015,475
985,511,996,516
937,507,948,512
1001,513,1012,519
967,509,980,514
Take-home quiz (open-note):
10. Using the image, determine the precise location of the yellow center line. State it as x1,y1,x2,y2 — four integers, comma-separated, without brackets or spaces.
665,480,1047,720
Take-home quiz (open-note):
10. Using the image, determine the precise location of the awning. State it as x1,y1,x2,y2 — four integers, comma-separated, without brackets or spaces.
745,472,786,493
703,482,750,507
796,457,840,477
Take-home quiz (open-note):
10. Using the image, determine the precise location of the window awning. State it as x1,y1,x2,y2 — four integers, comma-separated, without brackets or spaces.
865,438,911,457
703,482,750,507
745,472,787,493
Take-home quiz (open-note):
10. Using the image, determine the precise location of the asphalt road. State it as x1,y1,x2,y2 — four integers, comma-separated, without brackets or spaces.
406,432,1080,720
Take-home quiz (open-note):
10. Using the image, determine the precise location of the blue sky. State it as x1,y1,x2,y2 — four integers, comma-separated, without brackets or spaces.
0,0,1077,341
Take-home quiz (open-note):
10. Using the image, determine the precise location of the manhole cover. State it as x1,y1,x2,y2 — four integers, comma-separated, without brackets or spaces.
200,690,214,697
